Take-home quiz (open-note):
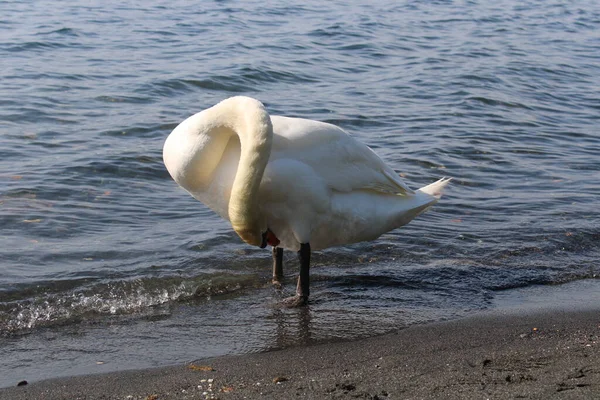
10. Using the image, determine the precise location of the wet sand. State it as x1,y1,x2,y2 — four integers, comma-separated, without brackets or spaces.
2,305,599,400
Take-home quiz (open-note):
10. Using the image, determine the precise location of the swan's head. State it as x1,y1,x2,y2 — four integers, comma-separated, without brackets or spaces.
234,226,279,249
234,227,261,247
231,217,268,247
260,228,280,248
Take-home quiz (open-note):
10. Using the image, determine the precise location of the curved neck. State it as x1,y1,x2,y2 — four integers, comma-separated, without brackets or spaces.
208,97,273,246
164,97,273,246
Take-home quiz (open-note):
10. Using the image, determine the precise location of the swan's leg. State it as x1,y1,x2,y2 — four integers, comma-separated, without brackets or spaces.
272,247,283,286
296,243,311,303
281,243,310,307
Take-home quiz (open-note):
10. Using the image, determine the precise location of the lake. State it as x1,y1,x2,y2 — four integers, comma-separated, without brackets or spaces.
1,0,599,387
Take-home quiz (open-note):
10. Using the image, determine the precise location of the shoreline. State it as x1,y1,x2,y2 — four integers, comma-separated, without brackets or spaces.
2,304,599,399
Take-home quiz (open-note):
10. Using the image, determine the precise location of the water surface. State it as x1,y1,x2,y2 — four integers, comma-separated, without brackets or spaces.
1,0,599,387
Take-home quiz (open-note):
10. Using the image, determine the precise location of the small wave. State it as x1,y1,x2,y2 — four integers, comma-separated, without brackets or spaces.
138,67,318,98
237,66,318,84
323,116,390,129
0,273,260,335
137,77,252,97
308,25,368,39
1,107,78,125
6,41,69,52
488,275,600,292
332,43,374,52
465,96,534,110
35,27,79,37
455,73,505,84
94,95,151,104
64,155,169,182
100,123,176,138
326,274,421,290
185,77,254,92
133,29,177,37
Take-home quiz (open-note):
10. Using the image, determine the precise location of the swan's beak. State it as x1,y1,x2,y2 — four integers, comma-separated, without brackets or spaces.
260,229,280,248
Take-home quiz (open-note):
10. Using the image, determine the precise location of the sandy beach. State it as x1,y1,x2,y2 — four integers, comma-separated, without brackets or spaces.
2,304,598,400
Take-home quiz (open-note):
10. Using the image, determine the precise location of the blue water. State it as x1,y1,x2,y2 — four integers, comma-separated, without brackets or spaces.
1,0,599,387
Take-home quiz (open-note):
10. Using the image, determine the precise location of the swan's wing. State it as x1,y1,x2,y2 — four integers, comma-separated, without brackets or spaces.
270,116,414,196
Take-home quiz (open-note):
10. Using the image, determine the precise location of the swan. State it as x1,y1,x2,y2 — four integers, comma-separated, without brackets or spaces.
163,96,450,306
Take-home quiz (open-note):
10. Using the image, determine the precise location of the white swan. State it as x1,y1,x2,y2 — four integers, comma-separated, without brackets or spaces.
163,96,450,305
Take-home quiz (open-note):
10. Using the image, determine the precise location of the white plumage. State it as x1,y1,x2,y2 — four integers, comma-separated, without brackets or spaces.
163,96,450,304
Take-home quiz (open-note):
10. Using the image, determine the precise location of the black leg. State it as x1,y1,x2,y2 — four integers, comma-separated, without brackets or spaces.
280,243,311,307
272,247,283,285
296,243,311,304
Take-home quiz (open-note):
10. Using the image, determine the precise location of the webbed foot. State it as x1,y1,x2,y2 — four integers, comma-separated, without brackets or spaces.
272,277,283,290
281,295,308,308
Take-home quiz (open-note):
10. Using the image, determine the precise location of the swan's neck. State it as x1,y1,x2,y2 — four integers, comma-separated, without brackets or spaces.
227,101,272,246
164,96,272,247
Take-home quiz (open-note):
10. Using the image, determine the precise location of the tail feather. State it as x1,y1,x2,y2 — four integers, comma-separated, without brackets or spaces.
418,177,452,199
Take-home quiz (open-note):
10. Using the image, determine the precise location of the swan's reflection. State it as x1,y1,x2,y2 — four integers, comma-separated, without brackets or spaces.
271,305,312,349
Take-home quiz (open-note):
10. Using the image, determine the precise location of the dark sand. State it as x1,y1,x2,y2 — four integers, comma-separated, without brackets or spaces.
2,306,599,400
